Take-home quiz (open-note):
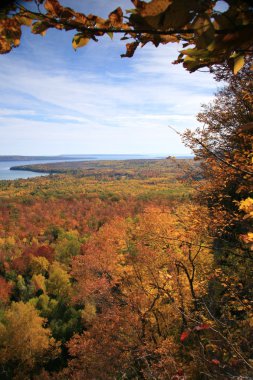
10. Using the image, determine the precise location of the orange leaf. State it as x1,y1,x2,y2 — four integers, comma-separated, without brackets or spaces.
121,42,139,58
44,0,62,16
109,7,123,27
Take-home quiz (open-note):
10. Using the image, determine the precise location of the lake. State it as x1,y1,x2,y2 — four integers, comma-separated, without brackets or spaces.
0,154,165,180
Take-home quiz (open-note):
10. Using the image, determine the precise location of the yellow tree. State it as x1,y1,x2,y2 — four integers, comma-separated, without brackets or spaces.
0,301,60,379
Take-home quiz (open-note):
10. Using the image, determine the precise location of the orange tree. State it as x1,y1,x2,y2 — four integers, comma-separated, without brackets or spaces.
182,58,253,378
0,0,252,72
66,204,214,379
183,59,253,250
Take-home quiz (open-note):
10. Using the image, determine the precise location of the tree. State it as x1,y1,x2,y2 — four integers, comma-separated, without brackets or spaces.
0,276,12,304
181,59,253,379
46,261,71,299
0,0,252,73
67,206,214,379
0,301,60,379
183,59,253,248
54,230,81,266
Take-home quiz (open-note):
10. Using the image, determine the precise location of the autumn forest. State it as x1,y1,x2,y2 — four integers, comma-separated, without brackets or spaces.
0,0,253,379
0,61,252,380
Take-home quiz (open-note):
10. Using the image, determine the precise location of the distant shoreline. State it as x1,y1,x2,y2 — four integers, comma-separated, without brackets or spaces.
10,157,194,175
10,165,60,174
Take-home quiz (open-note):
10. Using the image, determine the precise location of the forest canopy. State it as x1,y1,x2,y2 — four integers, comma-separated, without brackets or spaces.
0,0,252,72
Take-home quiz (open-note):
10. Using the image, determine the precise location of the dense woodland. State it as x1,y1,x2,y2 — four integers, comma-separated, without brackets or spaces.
0,62,252,380
0,1,253,379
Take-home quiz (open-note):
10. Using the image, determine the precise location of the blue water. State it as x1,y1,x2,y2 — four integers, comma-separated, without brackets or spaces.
0,154,167,180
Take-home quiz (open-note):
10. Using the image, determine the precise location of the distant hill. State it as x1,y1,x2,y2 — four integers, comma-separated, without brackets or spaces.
0,155,94,162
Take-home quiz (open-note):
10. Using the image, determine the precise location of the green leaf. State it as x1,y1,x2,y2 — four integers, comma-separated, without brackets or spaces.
107,32,113,40
126,9,137,14
181,48,210,58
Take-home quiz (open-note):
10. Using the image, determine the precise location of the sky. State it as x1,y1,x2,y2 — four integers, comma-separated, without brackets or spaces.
0,0,218,156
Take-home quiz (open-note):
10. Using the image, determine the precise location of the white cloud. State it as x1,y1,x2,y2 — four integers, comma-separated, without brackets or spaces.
0,108,37,116
0,25,217,155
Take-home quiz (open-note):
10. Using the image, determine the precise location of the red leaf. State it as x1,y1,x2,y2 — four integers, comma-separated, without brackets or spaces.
211,359,220,365
194,323,210,331
180,330,190,342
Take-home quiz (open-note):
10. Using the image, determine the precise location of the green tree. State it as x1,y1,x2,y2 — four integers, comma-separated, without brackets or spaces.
46,262,71,299
54,231,81,266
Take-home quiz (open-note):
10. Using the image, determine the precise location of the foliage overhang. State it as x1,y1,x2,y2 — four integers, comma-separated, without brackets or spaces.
0,0,252,73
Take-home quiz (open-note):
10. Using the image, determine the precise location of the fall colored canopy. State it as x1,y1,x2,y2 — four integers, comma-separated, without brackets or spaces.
0,0,252,73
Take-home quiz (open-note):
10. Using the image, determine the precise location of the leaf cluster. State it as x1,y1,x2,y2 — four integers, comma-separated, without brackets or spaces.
0,0,252,72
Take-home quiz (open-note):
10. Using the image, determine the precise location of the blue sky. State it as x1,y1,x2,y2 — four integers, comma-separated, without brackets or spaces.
0,0,218,156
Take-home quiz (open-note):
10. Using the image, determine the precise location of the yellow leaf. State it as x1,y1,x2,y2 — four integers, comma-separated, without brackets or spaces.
18,16,33,27
233,55,244,74
72,36,90,49
13,38,20,46
239,197,253,214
